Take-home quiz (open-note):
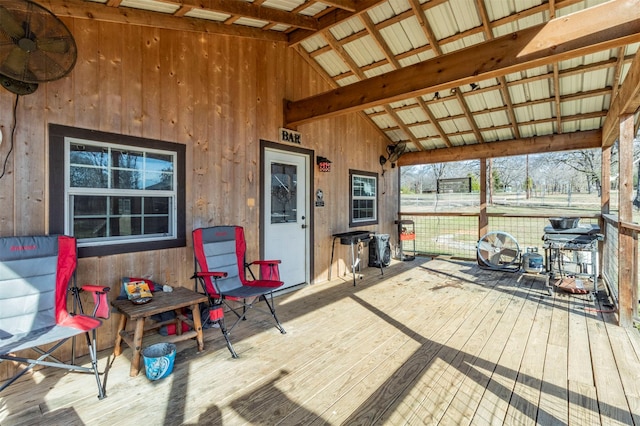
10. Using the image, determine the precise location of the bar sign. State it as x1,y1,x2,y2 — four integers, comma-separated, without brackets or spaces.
280,128,301,144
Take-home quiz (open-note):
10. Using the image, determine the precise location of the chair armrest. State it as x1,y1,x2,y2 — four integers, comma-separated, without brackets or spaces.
81,285,111,294
81,285,111,319
249,260,281,266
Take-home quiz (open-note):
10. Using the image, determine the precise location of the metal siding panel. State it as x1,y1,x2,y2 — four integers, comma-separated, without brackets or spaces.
344,37,385,67
185,9,230,21
330,19,365,40
315,51,352,77
120,0,180,13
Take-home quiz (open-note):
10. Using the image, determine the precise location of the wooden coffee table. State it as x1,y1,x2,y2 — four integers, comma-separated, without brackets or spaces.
111,286,209,376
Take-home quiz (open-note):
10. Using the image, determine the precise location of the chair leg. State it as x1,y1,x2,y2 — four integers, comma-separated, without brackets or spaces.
262,293,286,334
88,329,107,400
218,317,238,359
209,305,238,358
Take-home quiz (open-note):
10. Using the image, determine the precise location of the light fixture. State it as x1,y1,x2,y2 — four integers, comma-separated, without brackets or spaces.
470,83,480,91
433,92,440,101
450,87,457,95
316,156,332,172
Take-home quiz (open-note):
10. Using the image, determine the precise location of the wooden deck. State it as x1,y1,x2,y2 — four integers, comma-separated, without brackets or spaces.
2,257,640,425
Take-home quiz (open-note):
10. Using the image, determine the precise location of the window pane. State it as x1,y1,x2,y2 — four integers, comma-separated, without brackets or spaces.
144,171,173,190
69,144,107,167
144,197,169,214
112,169,143,190
270,162,297,223
146,153,173,172
144,217,169,234
111,149,143,170
353,176,376,197
74,196,107,215
70,166,108,188
110,197,142,215
110,217,142,236
353,199,375,220
74,218,107,238
111,149,144,189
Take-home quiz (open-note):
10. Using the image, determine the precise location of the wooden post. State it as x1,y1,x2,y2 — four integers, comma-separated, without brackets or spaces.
479,158,488,240
618,114,635,327
601,146,611,215
600,145,611,283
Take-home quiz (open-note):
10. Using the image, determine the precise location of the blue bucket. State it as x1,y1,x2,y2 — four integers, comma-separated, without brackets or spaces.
142,343,176,381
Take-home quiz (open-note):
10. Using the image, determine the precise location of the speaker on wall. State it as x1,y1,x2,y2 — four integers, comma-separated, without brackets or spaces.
369,234,391,268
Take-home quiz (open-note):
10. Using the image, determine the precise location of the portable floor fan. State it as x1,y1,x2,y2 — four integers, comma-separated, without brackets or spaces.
0,0,77,95
477,231,521,272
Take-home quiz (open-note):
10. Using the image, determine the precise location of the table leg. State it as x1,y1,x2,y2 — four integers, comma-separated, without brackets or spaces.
130,318,145,377
113,314,127,357
191,303,205,351
175,309,183,336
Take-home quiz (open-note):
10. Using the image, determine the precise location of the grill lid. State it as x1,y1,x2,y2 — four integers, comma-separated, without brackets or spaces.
543,224,600,235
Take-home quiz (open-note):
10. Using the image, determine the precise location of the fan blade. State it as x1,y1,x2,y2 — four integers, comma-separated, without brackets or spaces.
499,248,518,260
3,45,28,77
0,5,25,40
489,252,504,265
477,240,495,253
494,233,507,248
25,49,67,82
36,37,69,54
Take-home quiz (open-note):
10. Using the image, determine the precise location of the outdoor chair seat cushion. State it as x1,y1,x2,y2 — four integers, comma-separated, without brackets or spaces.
0,314,101,355
222,281,283,299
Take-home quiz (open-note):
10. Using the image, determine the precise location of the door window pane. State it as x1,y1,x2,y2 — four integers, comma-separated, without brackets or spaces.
271,162,297,224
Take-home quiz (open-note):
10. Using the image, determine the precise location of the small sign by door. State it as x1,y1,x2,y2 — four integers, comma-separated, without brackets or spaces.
279,128,301,144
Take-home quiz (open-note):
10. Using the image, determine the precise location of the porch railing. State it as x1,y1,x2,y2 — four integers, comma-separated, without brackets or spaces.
397,212,638,323
395,212,599,260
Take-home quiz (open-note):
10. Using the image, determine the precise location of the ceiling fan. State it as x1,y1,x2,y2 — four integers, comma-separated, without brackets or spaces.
379,142,407,174
0,0,77,95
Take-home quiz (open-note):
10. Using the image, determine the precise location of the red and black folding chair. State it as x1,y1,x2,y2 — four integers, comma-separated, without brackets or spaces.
192,226,286,358
0,235,109,399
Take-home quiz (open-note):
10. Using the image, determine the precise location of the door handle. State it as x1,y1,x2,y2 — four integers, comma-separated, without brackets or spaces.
301,224,307,229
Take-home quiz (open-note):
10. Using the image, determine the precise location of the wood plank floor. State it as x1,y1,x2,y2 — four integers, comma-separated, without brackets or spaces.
1,257,640,425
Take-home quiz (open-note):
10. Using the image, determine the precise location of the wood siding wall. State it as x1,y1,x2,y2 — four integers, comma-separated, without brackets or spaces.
0,19,396,377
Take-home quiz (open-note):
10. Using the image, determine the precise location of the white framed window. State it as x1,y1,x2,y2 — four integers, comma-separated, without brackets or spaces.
50,125,186,257
349,169,378,226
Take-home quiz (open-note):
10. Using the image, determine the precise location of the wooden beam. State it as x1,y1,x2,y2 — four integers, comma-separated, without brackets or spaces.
178,0,318,31
397,130,602,165
603,47,640,146
285,0,640,127
42,0,288,42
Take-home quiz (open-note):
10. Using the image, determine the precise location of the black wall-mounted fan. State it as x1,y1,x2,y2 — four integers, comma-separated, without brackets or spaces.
0,0,77,95
379,142,407,173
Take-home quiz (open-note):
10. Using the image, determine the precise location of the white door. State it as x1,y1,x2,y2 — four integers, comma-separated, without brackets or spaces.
264,148,310,289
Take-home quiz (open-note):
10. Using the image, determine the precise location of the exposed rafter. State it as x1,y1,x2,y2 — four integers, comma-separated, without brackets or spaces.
603,46,640,146
285,1,640,127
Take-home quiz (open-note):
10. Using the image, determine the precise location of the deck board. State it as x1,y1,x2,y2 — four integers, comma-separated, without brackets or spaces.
1,257,640,426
